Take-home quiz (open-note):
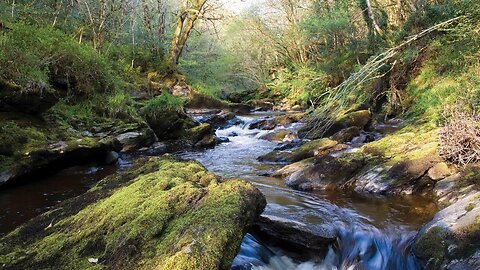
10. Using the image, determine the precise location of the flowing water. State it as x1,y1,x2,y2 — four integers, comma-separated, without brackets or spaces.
0,113,438,270
179,114,437,270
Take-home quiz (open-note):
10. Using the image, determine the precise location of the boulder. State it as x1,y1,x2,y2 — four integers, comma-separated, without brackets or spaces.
186,123,213,143
258,129,297,142
0,157,266,270
386,155,442,192
144,109,197,140
195,134,217,148
286,153,366,191
273,113,305,126
258,138,340,163
196,111,236,129
325,110,371,136
414,193,480,269
104,151,119,164
249,119,276,130
115,129,156,152
254,214,336,252
331,127,361,143
272,158,316,178
428,162,451,181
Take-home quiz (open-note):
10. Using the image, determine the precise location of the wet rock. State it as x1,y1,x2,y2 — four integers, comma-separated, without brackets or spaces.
0,137,118,187
104,151,119,164
187,123,213,143
414,193,480,269
197,111,236,129
272,158,315,178
81,131,94,137
350,131,377,145
258,129,297,142
216,136,230,144
195,134,217,148
348,165,391,194
258,138,339,163
138,142,167,156
0,157,266,269
254,214,336,251
274,139,303,151
249,118,276,130
331,127,361,143
115,130,156,152
286,153,366,191
257,150,292,163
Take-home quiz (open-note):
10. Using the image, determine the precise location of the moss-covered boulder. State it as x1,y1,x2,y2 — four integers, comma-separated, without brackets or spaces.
143,109,197,140
414,193,480,269
0,111,136,186
0,157,266,270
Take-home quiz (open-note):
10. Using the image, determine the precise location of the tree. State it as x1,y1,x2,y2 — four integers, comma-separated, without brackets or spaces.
169,0,208,66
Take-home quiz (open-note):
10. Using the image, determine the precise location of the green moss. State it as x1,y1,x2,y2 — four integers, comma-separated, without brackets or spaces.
269,130,291,142
361,123,439,165
465,203,476,212
143,92,185,119
0,157,265,270
415,226,449,265
450,216,480,260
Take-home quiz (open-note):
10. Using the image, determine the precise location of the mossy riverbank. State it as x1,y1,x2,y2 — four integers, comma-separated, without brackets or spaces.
0,156,266,270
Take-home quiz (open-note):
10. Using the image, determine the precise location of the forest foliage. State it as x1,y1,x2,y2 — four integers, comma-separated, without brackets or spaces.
0,0,479,123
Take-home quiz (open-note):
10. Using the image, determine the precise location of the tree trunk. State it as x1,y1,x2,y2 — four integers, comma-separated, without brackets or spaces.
365,0,384,37
168,0,207,66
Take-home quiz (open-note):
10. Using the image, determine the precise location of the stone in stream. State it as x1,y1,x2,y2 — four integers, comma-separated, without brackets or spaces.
285,153,366,191
104,151,119,164
253,214,336,252
258,129,297,142
414,193,480,269
249,118,277,130
0,157,266,270
258,138,341,163
115,129,157,152
194,110,236,129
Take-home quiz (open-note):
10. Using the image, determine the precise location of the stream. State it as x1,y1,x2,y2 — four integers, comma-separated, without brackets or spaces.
180,114,437,270
0,113,438,270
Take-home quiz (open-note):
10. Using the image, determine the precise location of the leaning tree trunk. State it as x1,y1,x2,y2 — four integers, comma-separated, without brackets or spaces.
168,0,207,66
